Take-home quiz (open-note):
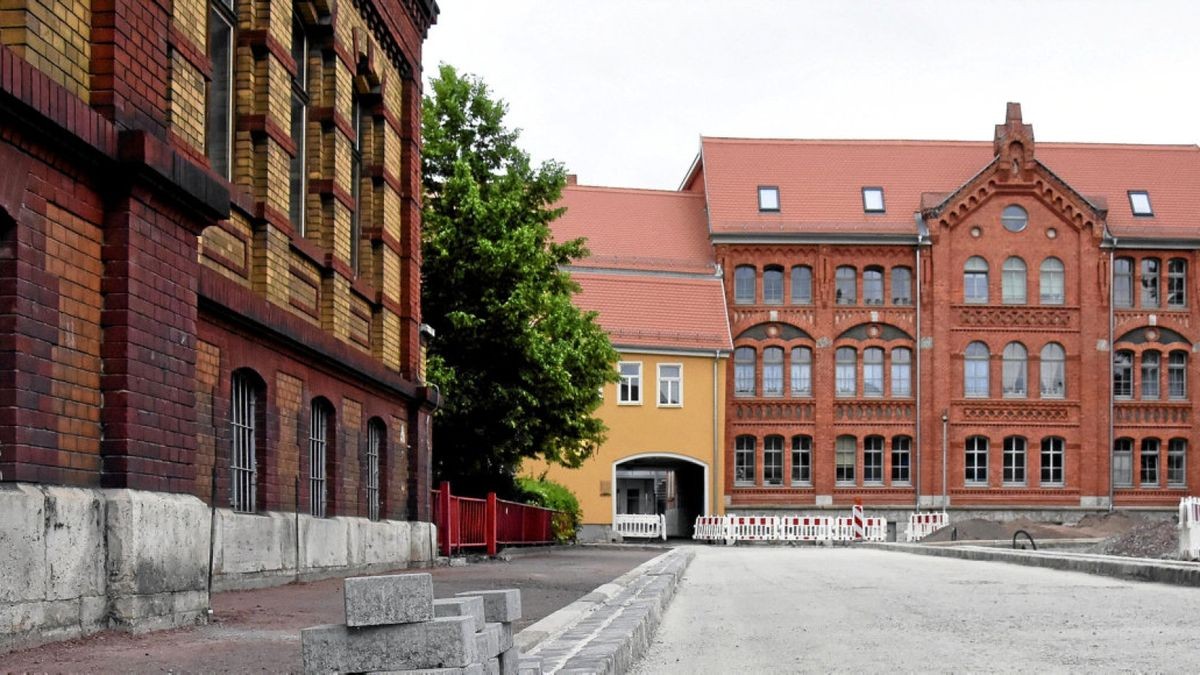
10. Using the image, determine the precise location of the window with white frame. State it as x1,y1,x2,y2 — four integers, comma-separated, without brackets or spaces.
790,347,812,396
1113,438,1133,487
230,370,259,513
1168,438,1187,487
1039,257,1064,304
835,266,856,305
891,436,911,484
1040,437,1064,486
892,267,912,305
835,435,856,485
1141,350,1161,400
791,435,812,485
862,187,885,213
618,362,642,403
1169,350,1187,399
762,347,784,397
863,436,884,485
1114,257,1134,308
863,347,884,397
863,267,884,305
1141,258,1160,308
1168,258,1187,308
1002,257,1027,304
964,256,989,303
835,347,856,396
657,364,682,406
965,436,988,486
366,418,384,521
1113,351,1133,398
1128,190,1153,216
763,266,784,304
1002,342,1027,397
1040,343,1065,398
791,265,813,304
891,348,912,397
734,347,755,397
763,435,784,486
1141,438,1160,486
309,399,332,517
1002,436,1026,486
758,186,780,212
735,435,755,485
964,342,989,397
734,265,755,304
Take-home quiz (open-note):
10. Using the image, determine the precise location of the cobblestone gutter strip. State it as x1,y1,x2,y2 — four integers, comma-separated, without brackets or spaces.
869,542,1200,587
517,548,693,675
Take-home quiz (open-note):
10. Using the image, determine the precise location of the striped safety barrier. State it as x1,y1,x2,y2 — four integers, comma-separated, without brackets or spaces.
692,514,888,544
693,515,729,543
905,511,950,542
777,516,833,542
615,513,667,540
729,516,777,542
1180,497,1200,559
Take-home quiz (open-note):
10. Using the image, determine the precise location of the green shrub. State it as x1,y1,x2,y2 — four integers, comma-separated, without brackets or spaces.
517,476,582,543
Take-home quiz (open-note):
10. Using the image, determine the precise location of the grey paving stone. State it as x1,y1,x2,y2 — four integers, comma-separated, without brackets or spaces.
498,646,521,675
455,589,521,623
435,596,486,633
343,573,434,627
301,617,476,674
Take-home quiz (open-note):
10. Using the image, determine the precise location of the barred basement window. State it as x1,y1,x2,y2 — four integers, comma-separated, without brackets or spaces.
1003,436,1026,486
366,419,385,521
1040,437,1064,486
289,16,310,234
791,435,812,486
763,435,784,486
309,399,332,517
206,0,236,179
891,436,911,485
230,370,259,513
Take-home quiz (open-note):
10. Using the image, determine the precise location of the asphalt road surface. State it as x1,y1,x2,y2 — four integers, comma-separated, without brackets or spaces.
632,546,1200,673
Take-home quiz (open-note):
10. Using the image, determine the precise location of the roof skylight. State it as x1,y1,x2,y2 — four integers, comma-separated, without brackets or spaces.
862,187,885,213
1128,191,1153,216
758,186,780,212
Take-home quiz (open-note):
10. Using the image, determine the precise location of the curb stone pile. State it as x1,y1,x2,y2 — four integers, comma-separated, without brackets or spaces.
300,573,539,674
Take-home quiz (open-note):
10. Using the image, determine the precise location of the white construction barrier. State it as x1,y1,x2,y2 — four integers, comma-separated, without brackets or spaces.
729,516,777,542
777,516,833,542
615,513,666,540
1179,497,1200,559
905,511,950,542
693,513,886,544
692,515,729,543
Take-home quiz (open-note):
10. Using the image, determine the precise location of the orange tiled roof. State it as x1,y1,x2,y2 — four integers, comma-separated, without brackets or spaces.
570,271,731,352
699,137,1200,237
552,185,716,274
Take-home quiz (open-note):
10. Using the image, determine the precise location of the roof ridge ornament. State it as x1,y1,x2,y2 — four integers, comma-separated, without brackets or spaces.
994,102,1035,180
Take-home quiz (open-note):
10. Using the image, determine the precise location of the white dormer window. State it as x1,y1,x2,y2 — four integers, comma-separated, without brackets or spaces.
1129,191,1153,216
758,186,780,212
862,187,885,213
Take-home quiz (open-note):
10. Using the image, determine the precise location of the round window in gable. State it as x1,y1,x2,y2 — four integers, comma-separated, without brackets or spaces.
1001,205,1028,232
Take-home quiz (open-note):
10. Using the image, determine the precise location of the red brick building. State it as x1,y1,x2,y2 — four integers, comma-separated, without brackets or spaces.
0,0,437,650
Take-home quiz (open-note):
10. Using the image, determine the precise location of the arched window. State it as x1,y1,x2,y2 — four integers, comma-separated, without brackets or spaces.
1169,350,1188,400
891,348,912,397
1039,343,1065,398
1168,438,1187,487
1002,342,1027,397
790,347,812,396
1003,436,1026,485
891,436,911,484
835,347,856,396
1040,437,1064,486
964,342,989,397
734,347,755,396
1113,438,1133,486
1141,438,1160,486
1141,258,1160,308
734,266,755,304
309,397,335,517
965,436,989,485
1001,205,1028,232
366,418,386,521
1113,257,1134,308
790,265,812,304
835,435,856,484
862,347,884,396
964,257,989,303
791,435,812,485
1168,259,1187,308
230,368,266,513
762,347,784,397
1113,350,1133,398
863,436,884,484
892,267,912,305
863,266,884,305
763,266,784,304
1039,257,1064,305
763,435,784,486
1002,257,1027,304
835,266,856,305
734,435,755,485
1141,350,1161,400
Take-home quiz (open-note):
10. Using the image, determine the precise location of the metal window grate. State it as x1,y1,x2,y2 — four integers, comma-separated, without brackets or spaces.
309,402,328,517
367,421,382,521
230,373,257,513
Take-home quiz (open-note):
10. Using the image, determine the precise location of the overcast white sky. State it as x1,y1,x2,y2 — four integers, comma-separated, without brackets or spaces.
424,1,1200,191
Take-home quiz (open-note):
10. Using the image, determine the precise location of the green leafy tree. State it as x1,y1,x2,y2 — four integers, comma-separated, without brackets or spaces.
421,64,618,496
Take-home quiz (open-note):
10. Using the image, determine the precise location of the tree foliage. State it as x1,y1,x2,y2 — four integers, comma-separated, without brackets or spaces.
421,64,618,495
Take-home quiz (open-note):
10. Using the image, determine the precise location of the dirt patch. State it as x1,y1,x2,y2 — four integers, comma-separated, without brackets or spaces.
922,511,1180,559
1089,519,1180,559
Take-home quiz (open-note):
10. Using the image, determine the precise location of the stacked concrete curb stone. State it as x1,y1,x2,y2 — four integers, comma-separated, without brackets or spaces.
300,573,538,674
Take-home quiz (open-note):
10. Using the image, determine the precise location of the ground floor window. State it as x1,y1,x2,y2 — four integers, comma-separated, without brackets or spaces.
791,435,811,486
735,436,755,486
1141,438,1160,486
1113,438,1133,487
891,436,911,484
1003,436,1026,486
1040,437,1064,486
965,436,988,486
763,435,783,486
1168,438,1187,487
835,435,855,485
863,436,883,484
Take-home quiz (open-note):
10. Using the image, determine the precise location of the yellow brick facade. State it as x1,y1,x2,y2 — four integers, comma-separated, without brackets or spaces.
0,0,91,98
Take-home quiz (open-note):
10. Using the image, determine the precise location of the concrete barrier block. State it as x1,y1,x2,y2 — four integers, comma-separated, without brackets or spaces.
498,647,521,675
301,617,477,674
475,622,503,659
42,487,106,602
344,573,434,627
517,655,543,675
301,516,350,569
497,622,513,652
103,490,209,597
410,522,435,563
454,590,521,623
215,509,295,575
355,519,411,566
365,666,484,675
0,484,47,604
435,597,485,632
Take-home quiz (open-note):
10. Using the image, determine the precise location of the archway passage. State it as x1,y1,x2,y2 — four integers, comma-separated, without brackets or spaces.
614,455,707,538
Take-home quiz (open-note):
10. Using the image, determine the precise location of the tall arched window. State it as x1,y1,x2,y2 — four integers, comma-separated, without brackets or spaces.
1003,436,1026,485
1141,438,1160,486
1039,343,1065,398
309,397,335,517
1168,259,1187,308
1113,350,1133,398
891,348,912,397
1002,342,1027,397
230,368,266,513
863,436,884,484
763,266,784,304
734,265,755,304
863,267,884,305
835,266,856,305
366,418,386,521
1002,257,1027,304
1039,257,1064,305
790,347,812,396
1113,257,1134,307
734,347,755,396
964,257,989,303
862,347,884,396
763,435,784,486
1141,350,1161,400
965,436,989,485
791,265,812,304
891,267,913,305
1141,258,1160,308
891,436,911,484
762,347,784,397
835,347,856,396
734,435,755,485
1169,350,1188,400
791,435,812,485
964,342,989,397
1113,438,1133,486
1168,438,1187,487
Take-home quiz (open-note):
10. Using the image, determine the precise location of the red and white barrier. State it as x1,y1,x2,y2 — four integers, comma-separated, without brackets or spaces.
693,515,729,543
729,516,777,542
778,516,833,542
904,511,950,542
697,512,887,544
1180,497,1200,559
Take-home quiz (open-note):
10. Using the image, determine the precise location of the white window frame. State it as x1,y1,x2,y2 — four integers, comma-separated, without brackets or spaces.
1113,438,1133,487
1040,437,1064,487
1002,436,1026,486
1168,438,1187,487
618,361,643,405
1002,257,1027,304
835,435,856,486
1128,190,1153,216
763,435,784,486
965,436,989,486
734,436,756,486
1141,438,1160,487
656,363,683,407
1039,257,1065,305
891,436,911,485
863,436,884,485
791,435,812,486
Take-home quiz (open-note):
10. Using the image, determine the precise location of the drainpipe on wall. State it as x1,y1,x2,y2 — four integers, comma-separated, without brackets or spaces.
914,230,924,511
941,410,949,508
1108,238,1117,513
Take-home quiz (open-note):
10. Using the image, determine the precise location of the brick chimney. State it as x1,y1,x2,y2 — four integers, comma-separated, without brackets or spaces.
565,174,578,186
994,102,1035,180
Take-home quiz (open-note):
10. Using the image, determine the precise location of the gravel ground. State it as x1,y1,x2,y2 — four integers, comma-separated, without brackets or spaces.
922,511,1181,559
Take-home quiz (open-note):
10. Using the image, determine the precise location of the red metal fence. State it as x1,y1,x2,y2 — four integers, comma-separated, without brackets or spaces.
432,481,560,556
